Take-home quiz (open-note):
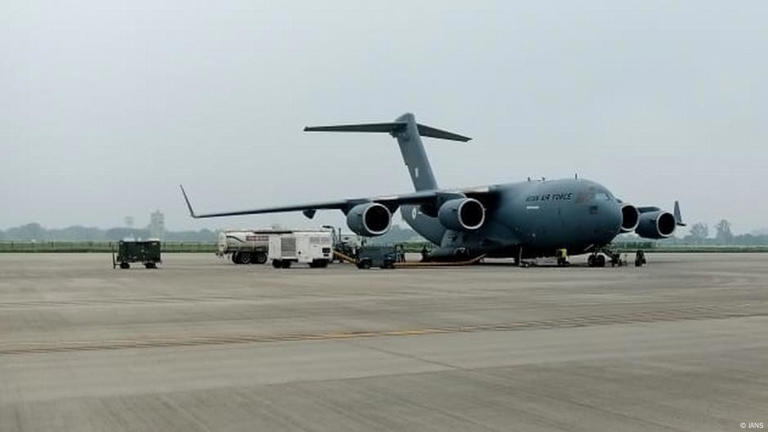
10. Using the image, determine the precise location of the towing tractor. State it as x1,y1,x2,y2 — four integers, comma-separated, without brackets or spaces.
268,231,333,268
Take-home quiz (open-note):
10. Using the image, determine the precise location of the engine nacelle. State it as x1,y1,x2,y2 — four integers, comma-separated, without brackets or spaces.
437,198,485,231
346,203,392,237
620,204,640,233
635,210,676,239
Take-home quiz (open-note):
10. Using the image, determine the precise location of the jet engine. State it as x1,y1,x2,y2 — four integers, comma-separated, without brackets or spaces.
620,204,640,233
635,210,676,239
346,203,392,236
437,198,485,231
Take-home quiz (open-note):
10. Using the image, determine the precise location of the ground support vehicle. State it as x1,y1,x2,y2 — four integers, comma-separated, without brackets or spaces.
356,245,397,269
217,230,272,264
113,240,161,269
268,231,333,268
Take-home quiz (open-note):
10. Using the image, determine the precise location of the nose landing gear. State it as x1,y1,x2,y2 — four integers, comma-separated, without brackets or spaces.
587,249,627,267
587,249,645,267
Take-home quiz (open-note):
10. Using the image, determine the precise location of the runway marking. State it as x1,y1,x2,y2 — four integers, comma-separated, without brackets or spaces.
0,295,249,308
1,305,765,355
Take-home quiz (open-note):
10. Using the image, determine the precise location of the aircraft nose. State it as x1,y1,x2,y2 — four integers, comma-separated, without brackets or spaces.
589,200,622,238
603,201,623,234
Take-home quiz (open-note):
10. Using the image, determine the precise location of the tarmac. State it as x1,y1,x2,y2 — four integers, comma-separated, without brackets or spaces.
0,252,766,431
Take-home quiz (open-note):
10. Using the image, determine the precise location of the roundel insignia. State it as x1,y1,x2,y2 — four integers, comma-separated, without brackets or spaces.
411,207,418,220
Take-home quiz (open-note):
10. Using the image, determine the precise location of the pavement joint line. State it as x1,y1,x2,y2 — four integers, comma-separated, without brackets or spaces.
2,306,766,355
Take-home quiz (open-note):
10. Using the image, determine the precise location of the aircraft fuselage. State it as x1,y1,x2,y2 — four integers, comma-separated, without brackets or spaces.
402,178,622,259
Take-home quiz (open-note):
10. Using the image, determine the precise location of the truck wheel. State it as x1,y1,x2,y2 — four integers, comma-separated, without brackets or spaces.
120,262,130,269
272,260,282,268
239,252,252,264
254,252,267,264
357,260,371,270
232,252,240,264
144,263,157,269
311,259,328,268
281,260,292,269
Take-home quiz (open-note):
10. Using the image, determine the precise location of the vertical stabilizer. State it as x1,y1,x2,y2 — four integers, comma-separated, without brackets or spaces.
392,113,437,191
303,113,471,192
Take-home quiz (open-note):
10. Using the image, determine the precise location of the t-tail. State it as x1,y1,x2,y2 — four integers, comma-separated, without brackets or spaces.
304,113,471,191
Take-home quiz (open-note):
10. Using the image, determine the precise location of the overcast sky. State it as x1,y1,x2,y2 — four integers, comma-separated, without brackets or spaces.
1,1,766,234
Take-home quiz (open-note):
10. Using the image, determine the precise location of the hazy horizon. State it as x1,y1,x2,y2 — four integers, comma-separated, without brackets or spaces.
2,1,766,235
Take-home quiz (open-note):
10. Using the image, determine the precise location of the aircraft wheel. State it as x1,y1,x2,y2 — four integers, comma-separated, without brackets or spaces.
635,250,646,267
596,254,606,267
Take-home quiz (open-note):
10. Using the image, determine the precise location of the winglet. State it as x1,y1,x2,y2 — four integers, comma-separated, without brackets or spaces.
674,201,685,226
179,185,197,218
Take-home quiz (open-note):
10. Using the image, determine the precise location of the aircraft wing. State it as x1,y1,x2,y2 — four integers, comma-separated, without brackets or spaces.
180,185,493,219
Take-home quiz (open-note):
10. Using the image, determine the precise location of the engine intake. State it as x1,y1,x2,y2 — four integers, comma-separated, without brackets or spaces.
620,204,640,233
346,203,392,237
635,211,676,239
438,198,485,231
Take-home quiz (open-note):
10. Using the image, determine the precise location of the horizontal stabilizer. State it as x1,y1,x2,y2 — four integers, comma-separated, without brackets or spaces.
304,122,471,142
416,124,472,142
304,122,403,134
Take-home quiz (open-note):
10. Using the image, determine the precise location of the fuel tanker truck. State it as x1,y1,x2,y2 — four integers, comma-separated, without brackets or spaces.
217,230,272,264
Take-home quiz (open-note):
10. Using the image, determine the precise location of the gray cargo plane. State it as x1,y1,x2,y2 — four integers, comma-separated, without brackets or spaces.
182,113,684,266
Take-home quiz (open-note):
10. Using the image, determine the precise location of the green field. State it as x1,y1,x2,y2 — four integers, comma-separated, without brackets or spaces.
1,241,767,254
0,242,217,253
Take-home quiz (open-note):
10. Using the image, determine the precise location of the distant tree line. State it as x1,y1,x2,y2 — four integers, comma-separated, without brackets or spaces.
0,223,218,242
629,219,768,246
2,219,767,246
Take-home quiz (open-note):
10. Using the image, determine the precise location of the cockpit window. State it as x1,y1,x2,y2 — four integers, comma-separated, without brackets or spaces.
594,192,611,201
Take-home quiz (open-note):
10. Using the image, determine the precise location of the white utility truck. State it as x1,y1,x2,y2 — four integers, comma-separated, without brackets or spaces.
269,231,333,268
217,230,280,264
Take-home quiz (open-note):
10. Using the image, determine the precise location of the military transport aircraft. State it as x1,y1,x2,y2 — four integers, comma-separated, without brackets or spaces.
181,113,684,266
